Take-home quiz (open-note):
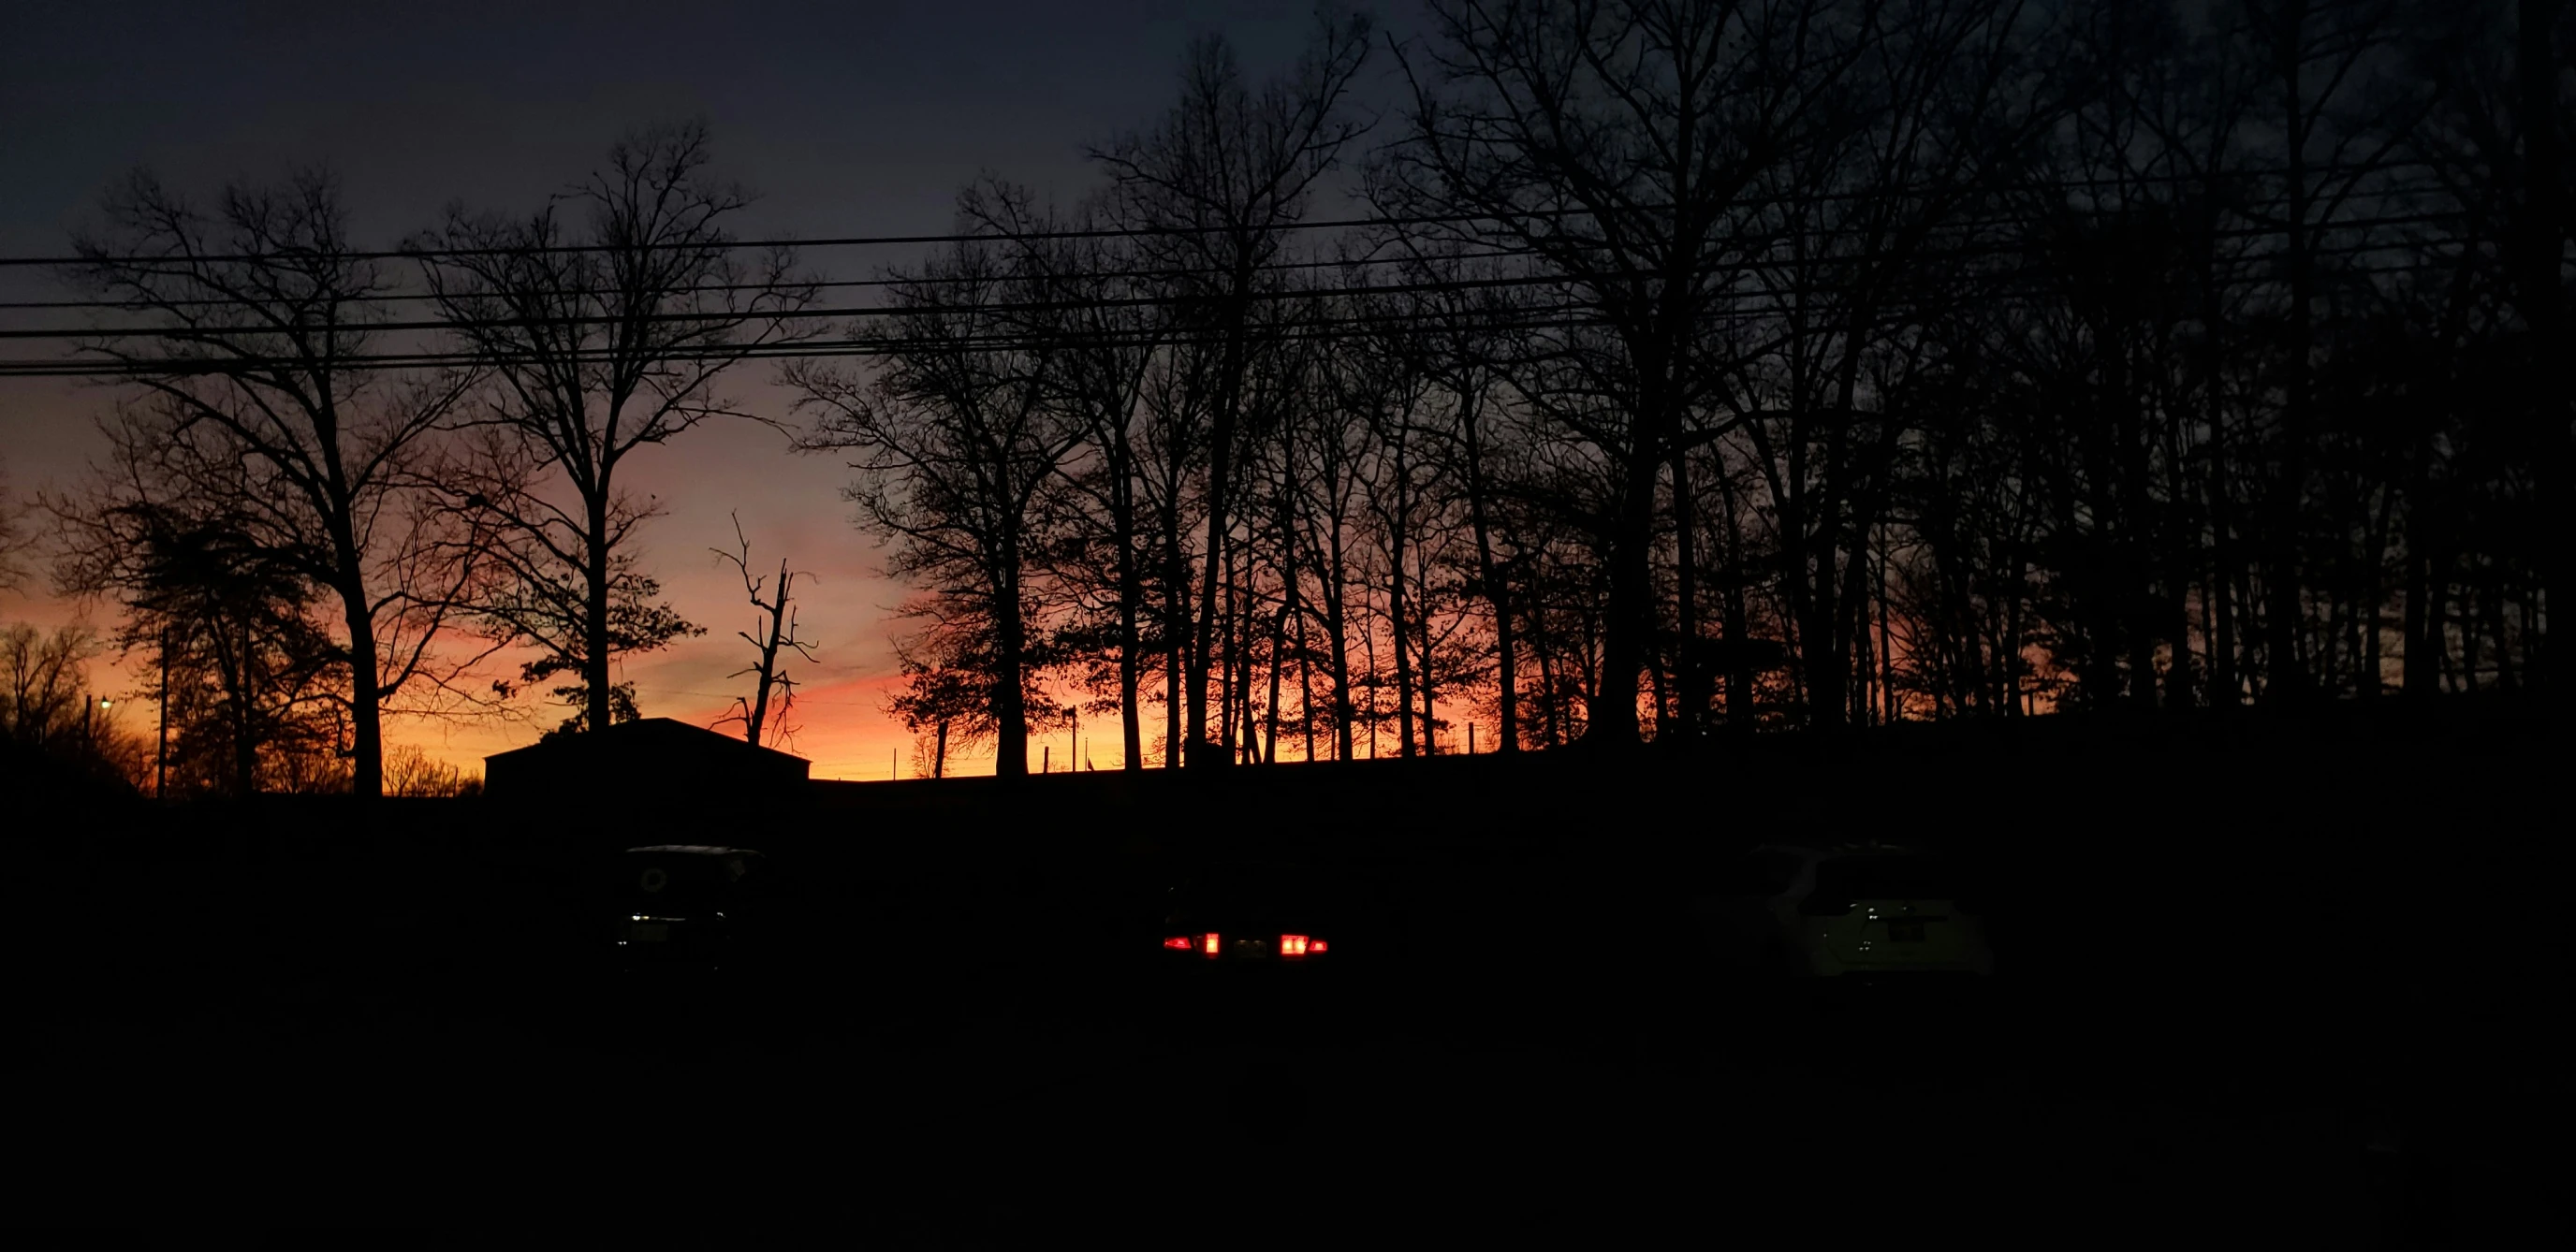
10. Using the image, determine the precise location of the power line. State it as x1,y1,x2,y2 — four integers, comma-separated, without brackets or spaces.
4,172,2466,313
0,248,1545,313
0,248,2476,379
0,160,2449,270
0,210,2474,346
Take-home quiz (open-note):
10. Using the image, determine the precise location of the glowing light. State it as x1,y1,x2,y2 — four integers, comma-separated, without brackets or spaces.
1310,940,1327,954
1280,935,1309,956
1163,937,1193,951
1203,933,1221,956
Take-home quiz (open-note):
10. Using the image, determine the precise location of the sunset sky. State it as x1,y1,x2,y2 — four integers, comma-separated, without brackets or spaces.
0,2,1423,781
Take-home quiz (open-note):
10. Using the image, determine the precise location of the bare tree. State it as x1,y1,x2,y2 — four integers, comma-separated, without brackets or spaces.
380,744,483,797
1092,11,1375,764
1,620,149,793
1385,0,1869,744
1018,221,1172,773
58,169,477,795
417,122,815,738
789,183,1086,777
1368,242,1537,750
2408,0,2569,687
710,512,817,749
2,622,104,752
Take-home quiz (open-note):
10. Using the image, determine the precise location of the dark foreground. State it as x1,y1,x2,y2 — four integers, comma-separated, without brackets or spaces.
4,703,2565,1240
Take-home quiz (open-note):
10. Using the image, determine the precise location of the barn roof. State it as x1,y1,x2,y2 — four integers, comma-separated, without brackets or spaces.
482,718,811,799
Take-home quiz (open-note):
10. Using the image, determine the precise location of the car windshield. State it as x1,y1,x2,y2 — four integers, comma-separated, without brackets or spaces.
1810,855,1960,901
621,854,746,912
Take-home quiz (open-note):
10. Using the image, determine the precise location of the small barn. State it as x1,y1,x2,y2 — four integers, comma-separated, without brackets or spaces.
482,718,812,801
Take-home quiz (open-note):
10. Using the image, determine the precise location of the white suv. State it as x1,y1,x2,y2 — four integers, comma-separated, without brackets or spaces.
1693,840,1995,984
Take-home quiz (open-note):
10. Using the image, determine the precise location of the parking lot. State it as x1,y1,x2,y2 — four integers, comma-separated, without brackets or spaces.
7,823,2556,1242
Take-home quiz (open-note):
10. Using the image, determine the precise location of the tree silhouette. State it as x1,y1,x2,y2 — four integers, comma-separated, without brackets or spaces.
60,169,477,795
417,123,812,739
791,184,1088,778
710,512,817,750
1092,12,1376,764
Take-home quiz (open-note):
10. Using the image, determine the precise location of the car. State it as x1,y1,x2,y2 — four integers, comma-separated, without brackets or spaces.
615,844,768,972
1157,863,1351,967
1692,839,1996,995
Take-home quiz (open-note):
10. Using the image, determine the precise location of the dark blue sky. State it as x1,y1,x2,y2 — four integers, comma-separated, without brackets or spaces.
2,0,1410,254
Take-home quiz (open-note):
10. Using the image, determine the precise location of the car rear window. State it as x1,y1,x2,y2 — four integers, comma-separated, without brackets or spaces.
1167,868,1341,919
1810,856,1960,902
1709,851,1806,897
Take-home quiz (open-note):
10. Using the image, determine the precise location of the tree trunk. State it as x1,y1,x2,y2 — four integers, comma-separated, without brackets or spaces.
1219,544,1239,757
234,617,258,797
1187,284,1254,760
1117,477,1144,771
1164,641,1182,768
155,625,169,798
1416,549,1437,754
2202,183,2240,709
1265,604,1284,765
1671,447,1704,738
2266,68,2316,706
1164,523,1188,767
1877,532,1898,723
340,573,383,797
1715,467,1756,728
585,494,614,736
1597,439,1659,745
1461,398,1518,751
2520,0,2568,690
1325,532,1354,762
994,568,1029,779
1389,532,1415,757
1296,582,1317,762
744,561,791,746
1534,613,1561,745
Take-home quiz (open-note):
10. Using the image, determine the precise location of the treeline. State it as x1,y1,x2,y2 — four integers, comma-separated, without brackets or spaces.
18,0,2569,789
832,0,2569,773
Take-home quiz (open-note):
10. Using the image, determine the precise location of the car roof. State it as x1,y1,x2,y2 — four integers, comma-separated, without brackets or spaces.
1749,839,1936,860
1175,859,1329,881
624,845,763,858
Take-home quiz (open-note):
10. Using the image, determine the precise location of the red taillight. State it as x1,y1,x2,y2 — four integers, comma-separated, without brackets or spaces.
1311,939,1326,954
1163,937,1192,951
1202,932,1221,955
1280,935,1309,956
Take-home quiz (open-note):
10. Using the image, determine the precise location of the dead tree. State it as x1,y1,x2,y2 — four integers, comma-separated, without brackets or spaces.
710,512,817,749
